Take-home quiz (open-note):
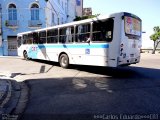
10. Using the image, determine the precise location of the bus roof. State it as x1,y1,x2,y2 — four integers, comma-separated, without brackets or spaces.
18,13,112,36
17,12,140,36
34,14,111,32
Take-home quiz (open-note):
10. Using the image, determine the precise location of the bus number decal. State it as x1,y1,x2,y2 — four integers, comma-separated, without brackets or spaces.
32,47,37,51
85,49,90,54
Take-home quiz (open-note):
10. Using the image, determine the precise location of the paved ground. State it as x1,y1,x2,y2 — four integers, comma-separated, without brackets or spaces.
0,53,160,120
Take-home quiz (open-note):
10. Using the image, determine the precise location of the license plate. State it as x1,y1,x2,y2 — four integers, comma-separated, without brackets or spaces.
132,44,136,48
130,54,134,57
130,58,135,63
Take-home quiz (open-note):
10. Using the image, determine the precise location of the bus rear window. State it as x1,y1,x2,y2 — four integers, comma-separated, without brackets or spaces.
124,16,141,37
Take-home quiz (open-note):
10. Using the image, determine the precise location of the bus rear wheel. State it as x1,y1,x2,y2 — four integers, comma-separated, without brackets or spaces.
59,54,69,68
23,51,28,60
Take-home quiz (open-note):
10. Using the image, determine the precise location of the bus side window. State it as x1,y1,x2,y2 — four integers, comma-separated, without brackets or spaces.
92,18,114,42
17,37,22,47
59,28,67,43
33,32,39,44
75,23,90,43
28,33,33,44
39,31,47,44
23,35,28,44
104,18,114,42
47,29,58,43
66,27,74,43
92,22,102,42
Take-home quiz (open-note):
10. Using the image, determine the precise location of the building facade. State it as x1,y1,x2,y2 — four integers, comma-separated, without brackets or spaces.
83,7,92,16
0,0,83,56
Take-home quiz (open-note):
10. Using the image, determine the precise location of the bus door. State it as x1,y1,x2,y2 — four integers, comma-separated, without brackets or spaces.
74,22,111,66
92,18,117,67
91,18,115,66
28,32,39,59
17,36,23,56
118,14,142,66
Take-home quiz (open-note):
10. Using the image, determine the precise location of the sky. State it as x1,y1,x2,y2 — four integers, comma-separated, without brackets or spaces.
83,0,160,48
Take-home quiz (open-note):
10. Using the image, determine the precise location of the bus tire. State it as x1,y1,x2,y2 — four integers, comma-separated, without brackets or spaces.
59,54,69,68
23,51,28,60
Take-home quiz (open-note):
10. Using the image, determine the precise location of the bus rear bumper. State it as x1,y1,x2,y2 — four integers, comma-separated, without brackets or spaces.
118,56,140,66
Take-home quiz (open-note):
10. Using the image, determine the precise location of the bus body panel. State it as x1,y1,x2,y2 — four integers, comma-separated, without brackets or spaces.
107,14,122,67
24,43,109,66
17,12,142,68
118,13,141,65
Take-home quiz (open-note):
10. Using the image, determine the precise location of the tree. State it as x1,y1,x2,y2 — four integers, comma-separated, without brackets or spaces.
73,14,100,21
150,26,160,54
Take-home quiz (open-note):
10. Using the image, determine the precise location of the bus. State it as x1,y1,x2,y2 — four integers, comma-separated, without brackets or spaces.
17,12,142,68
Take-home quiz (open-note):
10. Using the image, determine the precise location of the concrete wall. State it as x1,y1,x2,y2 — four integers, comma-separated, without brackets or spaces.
1,0,46,55
0,0,81,56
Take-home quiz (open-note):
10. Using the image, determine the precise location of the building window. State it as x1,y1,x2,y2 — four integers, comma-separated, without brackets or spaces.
8,4,17,20
30,3,39,20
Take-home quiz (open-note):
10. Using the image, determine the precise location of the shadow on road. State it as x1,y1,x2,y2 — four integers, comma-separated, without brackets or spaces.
30,59,144,79
22,76,160,120
20,65,160,120
30,58,160,80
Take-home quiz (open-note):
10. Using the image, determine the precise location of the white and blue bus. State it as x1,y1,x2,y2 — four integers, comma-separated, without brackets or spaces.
17,12,142,68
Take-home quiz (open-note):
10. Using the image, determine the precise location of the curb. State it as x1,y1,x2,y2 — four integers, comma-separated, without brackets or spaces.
0,56,21,59
0,78,29,120
0,79,12,114
13,81,29,120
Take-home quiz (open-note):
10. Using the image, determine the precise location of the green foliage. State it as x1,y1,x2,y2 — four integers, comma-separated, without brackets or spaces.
150,26,160,54
73,14,100,21
150,34,159,41
150,26,160,41
153,26,160,33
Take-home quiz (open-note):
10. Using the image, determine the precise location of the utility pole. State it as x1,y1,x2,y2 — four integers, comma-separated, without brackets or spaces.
0,4,2,47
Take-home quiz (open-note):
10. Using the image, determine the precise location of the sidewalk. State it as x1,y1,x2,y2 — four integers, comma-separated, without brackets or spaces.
0,56,21,59
0,76,29,120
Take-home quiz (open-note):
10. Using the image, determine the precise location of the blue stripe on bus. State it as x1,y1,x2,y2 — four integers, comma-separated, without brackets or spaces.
37,44,109,49
28,43,109,59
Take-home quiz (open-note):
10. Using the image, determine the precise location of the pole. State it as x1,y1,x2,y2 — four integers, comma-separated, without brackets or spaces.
82,0,83,17
0,4,2,47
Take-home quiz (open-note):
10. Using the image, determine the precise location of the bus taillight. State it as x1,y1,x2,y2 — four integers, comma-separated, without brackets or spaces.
120,43,124,48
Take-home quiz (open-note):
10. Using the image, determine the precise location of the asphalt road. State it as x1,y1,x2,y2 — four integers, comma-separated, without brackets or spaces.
0,53,160,120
